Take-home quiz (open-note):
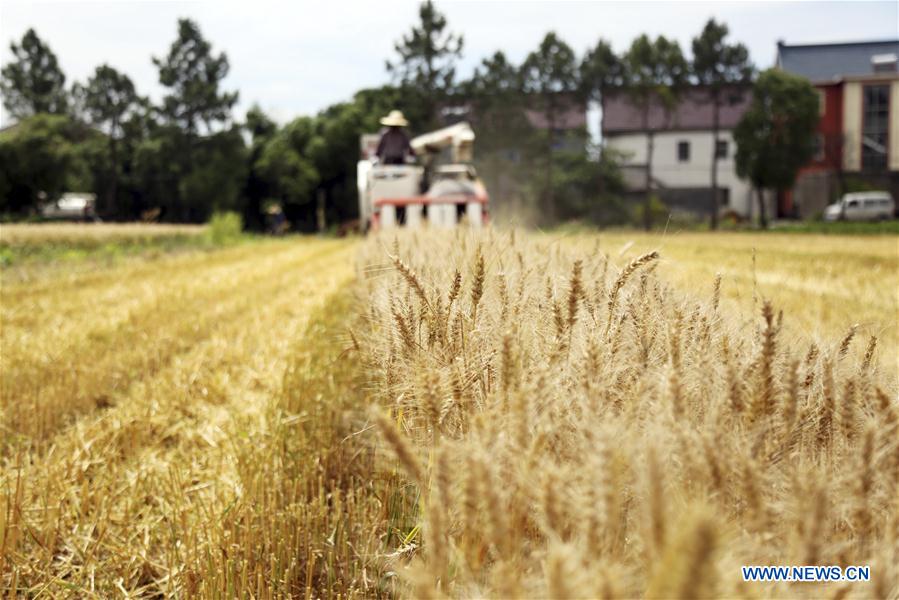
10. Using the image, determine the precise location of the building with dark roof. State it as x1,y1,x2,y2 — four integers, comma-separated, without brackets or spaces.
603,87,751,134
776,39,899,82
776,39,899,218
602,86,757,219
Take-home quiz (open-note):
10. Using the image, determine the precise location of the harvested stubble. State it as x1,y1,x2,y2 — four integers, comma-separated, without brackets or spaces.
358,228,899,598
1,241,345,455
1,238,381,597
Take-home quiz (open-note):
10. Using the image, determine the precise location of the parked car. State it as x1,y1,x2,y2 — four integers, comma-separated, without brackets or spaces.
40,192,98,221
823,191,895,221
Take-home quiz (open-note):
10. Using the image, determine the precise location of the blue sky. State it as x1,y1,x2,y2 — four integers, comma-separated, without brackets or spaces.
1,0,897,127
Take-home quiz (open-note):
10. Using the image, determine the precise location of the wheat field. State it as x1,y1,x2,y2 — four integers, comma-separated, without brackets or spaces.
559,231,898,369
0,223,205,248
2,225,897,598
356,228,898,599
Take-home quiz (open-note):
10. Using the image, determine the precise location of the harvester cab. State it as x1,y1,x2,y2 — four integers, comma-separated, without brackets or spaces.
357,122,489,231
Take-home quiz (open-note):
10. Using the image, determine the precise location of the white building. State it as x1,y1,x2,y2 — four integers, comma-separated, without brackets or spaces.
602,87,759,219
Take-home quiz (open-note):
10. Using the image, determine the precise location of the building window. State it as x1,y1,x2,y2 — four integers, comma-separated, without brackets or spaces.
862,84,889,171
715,140,728,159
817,89,826,116
814,133,825,162
677,141,690,162
719,187,730,207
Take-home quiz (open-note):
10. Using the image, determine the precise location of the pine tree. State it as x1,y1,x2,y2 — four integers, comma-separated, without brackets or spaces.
1,28,68,118
692,19,753,229
386,0,463,127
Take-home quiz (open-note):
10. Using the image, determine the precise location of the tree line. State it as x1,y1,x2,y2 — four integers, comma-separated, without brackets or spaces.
0,2,818,229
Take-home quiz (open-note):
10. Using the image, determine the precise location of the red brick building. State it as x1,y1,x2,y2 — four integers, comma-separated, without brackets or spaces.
776,39,899,218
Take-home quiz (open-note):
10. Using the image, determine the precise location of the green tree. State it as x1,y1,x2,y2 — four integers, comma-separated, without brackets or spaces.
181,127,248,221
461,51,535,221
72,65,140,217
132,125,183,220
465,51,530,148
579,39,623,135
734,69,818,228
1,28,68,119
623,34,688,230
352,85,431,133
0,114,96,215
245,104,277,141
309,102,370,226
520,32,581,224
386,0,463,126
579,39,624,208
691,19,753,229
151,18,240,222
255,117,320,230
152,19,238,135
467,51,520,101
552,145,628,225
243,105,278,230
116,98,160,219
132,123,246,224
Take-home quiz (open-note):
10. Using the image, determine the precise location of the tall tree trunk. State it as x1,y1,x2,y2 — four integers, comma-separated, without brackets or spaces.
756,186,768,229
185,132,195,222
710,100,720,230
545,102,556,225
107,132,118,221
316,188,326,232
596,95,605,215
182,116,197,222
644,127,654,231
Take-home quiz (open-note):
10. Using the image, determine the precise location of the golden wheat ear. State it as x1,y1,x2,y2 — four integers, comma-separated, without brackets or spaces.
373,408,424,485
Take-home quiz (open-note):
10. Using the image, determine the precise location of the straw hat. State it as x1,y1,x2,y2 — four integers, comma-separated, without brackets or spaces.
380,109,409,127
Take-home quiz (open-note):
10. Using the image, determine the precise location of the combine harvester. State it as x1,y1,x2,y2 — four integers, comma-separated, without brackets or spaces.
357,122,489,231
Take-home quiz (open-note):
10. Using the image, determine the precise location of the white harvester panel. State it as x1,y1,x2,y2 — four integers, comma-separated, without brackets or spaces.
429,203,457,228
369,166,421,201
406,204,424,228
380,205,397,228
356,161,372,225
365,164,422,230
466,202,483,227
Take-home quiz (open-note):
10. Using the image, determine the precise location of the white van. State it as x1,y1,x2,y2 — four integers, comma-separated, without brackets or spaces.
824,191,895,221
40,193,98,221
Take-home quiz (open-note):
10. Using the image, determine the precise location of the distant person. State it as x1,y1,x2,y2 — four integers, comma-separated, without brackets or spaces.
265,203,287,235
376,110,413,165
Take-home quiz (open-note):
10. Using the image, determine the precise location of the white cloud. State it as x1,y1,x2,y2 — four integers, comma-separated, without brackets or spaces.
1,0,896,126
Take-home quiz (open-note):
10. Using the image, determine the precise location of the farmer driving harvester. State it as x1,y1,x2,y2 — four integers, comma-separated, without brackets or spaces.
357,111,489,231
376,110,414,165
